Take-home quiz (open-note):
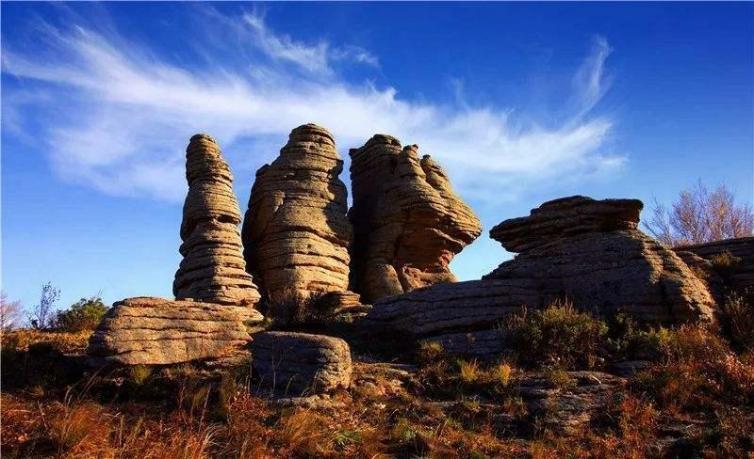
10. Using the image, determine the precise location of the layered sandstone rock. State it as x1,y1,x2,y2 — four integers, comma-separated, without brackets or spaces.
349,135,482,303
366,196,715,355
251,331,352,395
242,124,354,307
88,297,264,365
174,134,260,305
675,236,754,296
485,196,715,323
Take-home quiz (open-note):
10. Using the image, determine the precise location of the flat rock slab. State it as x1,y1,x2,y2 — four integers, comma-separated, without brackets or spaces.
251,331,352,396
87,297,263,366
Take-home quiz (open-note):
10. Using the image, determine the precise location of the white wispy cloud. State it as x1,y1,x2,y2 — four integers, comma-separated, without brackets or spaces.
2,10,624,204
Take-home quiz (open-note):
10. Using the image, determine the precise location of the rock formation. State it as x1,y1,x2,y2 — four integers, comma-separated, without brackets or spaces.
242,124,355,308
485,196,716,323
348,135,482,303
88,297,264,365
174,134,260,306
675,236,754,297
366,196,715,356
251,331,352,395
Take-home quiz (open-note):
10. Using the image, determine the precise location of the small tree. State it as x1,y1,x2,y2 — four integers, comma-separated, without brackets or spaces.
29,282,61,330
55,296,109,332
0,291,22,331
645,180,754,247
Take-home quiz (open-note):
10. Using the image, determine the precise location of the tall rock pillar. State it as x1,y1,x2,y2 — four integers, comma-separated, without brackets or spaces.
348,134,482,303
174,134,260,306
242,124,354,307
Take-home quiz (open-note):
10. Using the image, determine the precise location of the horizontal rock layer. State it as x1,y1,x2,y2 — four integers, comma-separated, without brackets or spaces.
366,196,715,357
242,124,353,306
251,331,352,395
490,196,643,253
175,134,260,305
349,135,481,303
87,297,263,365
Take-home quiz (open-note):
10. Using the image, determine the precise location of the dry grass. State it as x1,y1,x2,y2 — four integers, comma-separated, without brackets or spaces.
3,309,754,458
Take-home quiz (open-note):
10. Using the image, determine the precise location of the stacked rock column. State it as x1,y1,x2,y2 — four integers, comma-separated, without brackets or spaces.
173,134,261,306
348,135,482,303
242,124,354,309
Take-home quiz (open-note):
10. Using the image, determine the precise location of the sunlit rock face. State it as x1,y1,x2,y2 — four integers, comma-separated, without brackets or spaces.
87,296,264,365
174,134,260,306
366,196,715,358
348,134,482,304
242,124,354,307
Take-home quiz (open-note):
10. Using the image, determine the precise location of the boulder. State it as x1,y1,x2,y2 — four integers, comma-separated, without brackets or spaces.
242,124,356,311
366,196,715,356
348,135,482,303
251,331,352,395
87,297,263,365
174,134,260,305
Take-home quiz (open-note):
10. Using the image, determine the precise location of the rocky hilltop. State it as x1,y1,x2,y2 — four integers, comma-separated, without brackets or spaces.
88,128,722,372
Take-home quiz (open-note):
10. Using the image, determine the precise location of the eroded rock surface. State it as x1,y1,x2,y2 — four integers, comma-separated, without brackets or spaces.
174,134,260,305
242,124,354,308
349,135,482,303
366,196,715,355
251,331,352,395
675,236,754,296
87,297,263,365
486,196,715,323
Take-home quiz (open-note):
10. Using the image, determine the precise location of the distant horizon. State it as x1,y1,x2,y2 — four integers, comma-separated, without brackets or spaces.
2,2,752,312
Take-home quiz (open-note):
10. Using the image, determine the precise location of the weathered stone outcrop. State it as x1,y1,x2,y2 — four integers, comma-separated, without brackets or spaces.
675,236,754,296
174,134,260,305
485,196,715,323
242,124,354,308
88,297,264,365
348,135,482,303
366,196,715,355
490,196,643,253
251,331,352,395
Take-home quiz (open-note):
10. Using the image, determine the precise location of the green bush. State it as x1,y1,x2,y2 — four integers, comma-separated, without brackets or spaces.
54,297,109,332
504,301,608,369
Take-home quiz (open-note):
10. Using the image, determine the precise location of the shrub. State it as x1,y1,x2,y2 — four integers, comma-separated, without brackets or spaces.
504,301,608,369
493,363,514,388
55,297,108,332
458,359,480,384
718,293,754,352
130,365,153,386
417,340,444,364
709,251,742,281
265,290,330,327
633,326,754,411
543,366,576,391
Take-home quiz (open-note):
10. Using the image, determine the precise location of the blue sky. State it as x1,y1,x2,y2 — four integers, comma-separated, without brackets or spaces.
2,2,752,312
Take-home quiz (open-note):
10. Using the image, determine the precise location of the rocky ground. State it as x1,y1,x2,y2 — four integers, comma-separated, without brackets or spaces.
2,302,753,459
